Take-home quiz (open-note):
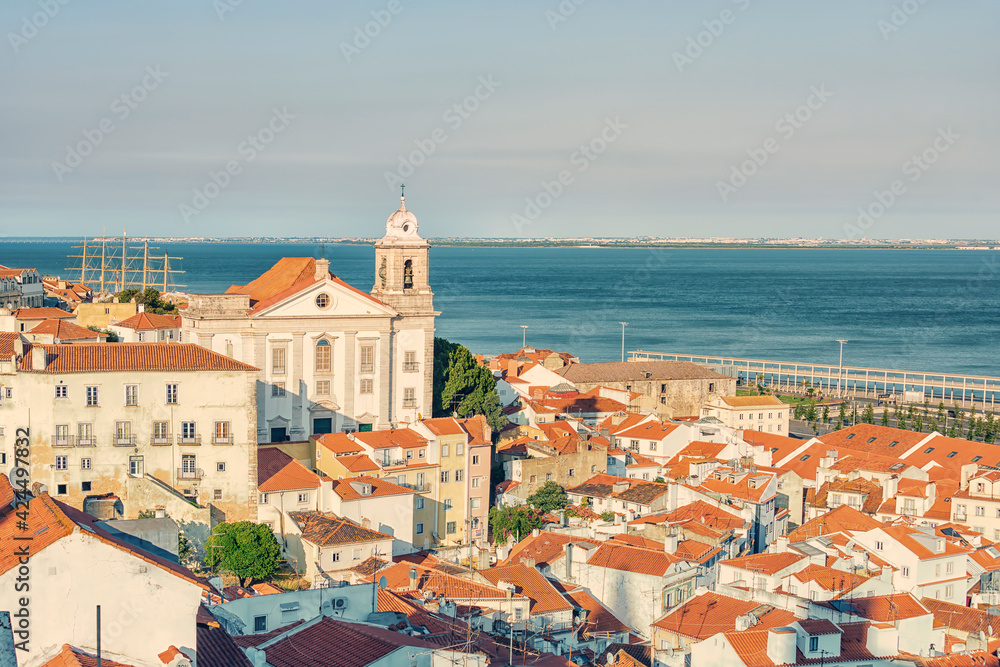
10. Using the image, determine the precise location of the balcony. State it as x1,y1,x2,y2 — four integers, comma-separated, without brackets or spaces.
403,362,420,373
360,363,375,374
53,434,74,447
114,435,135,447
212,436,232,445
177,468,204,481
76,437,94,447
403,400,417,409
179,435,202,445
152,436,172,446
272,366,286,376
399,481,429,492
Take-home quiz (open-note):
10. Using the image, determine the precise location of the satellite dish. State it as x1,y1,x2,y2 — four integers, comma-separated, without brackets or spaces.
378,576,388,589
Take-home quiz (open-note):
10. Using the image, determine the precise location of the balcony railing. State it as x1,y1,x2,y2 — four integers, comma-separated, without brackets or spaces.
76,437,94,447
272,366,286,375
53,434,73,447
114,435,135,447
177,468,204,481
398,481,429,492
212,435,232,445
152,435,172,446
403,399,417,408
179,435,201,445
360,363,375,374
403,362,420,372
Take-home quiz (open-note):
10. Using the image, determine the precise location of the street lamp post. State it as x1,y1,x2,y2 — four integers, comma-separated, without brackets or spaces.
520,325,528,348
836,339,848,398
619,322,628,363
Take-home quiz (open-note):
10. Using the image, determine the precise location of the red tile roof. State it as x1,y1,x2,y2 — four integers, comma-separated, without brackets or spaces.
353,427,428,450
791,564,869,594
653,591,795,640
787,505,882,542
921,597,1000,637
721,552,804,575
818,424,930,458
331,476,417,501
287,512,392,547
113,311,182,331
29,318,108,341
615,421,681,441
12,307,75,320
41,645,136,667
257,448,321,492
337,454,381,473
421,417,466,436
481,563,574,614
587,542,678,576
19,342,258,373
823,593,928,622
374,561,523,601
502,531,600,569
566,588,630,636
880,524,972,560
314,432,365,455
197,613,254,667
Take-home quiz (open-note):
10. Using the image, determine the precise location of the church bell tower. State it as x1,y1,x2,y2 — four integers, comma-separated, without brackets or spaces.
371,191,434,315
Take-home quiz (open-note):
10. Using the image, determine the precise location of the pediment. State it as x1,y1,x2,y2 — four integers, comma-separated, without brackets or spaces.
253,279,396,319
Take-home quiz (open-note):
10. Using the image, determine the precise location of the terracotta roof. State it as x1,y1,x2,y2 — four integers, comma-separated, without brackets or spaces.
719,395,786,407
818,424,930,458
258,447,321,492
822,593,928,622
421,417,466,436
353,427,428,450
337,453,381,473
880,524,972,560
595,644,652,667
19,342,258,373
615,421,681,441
197,619,254,667
12,307,75,320
726,621,883,667
352,556,392,577
631,499,746,533
481,563,574,614
699,469,776,504
811,477,883,514
558,360,728,383
610,533,663,550
331,476,417,501
314,432,365,455
287,512,392,547
907,651,1000,667
791,563,869,594
29,318,108,341
597,412,653,436
566,474,672,506
41,645,135,667
787,504,881,542
502,531,600,569
113,311,182,331
374,561,524,601
653,592,796,640
721,552,804,575
566,588,630,636
675,539,722,563
587,542,678,576
920,597,1000,637
459,415,492,446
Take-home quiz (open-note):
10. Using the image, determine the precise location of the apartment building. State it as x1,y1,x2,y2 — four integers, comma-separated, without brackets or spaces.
0,265,44,308
0,341,258,536
952,468,1000,540
702,395,790,435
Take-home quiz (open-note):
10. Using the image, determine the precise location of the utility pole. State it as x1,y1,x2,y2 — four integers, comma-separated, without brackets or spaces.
520,325,528,349
836,339,848,398
619,322,628,362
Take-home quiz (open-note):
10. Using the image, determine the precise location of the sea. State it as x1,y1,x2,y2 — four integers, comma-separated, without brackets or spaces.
2,241,998,377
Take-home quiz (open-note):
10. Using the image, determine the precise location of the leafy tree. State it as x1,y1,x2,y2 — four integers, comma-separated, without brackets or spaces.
600,511,615,522
862,404,875,424
835,419,843,431
838,402,847,425
914,414,923,432
851,405,859,426
489,505,543,544
87,325,119,342
528,482,568,512
937,402,946,422
204,521,281,586
822,406,830,424
178,534,193,564
437,341,505,431
898,414,907,430
805,403,817,422
881,408,889,427
432,337,460,416
115,287,177,314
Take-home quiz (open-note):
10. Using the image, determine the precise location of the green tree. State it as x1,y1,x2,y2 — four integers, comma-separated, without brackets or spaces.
914,414,923,432
489,505,543,544
600,511,615,522
528,482,567,513
822,406,830,424
805,402,818,422
862,404,875,424
881,408,889,427
937,402,946,422
87,325,119,342
204,521,281,586
432,337,460,416
116,287,176,314
851,405,859,426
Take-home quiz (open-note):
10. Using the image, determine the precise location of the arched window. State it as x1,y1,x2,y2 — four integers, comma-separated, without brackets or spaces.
403,259,414,289
315,339,332,373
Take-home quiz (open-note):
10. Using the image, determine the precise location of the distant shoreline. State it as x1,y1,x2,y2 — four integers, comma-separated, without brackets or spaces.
1,238,997,250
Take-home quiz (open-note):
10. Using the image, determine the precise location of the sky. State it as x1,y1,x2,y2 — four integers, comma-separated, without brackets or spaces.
0,0,997,239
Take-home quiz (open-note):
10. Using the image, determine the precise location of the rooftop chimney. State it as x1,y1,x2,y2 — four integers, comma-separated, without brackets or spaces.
664,531,679,555
30,345,46,371
154,506,166,519
766,628,797,666
315,258,331,280
408,567,418,591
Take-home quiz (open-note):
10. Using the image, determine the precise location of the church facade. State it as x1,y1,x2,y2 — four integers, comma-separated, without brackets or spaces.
181,196,437,443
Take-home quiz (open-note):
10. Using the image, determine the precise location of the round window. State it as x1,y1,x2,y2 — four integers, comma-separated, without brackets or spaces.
315,293,330,309
402,224,409,233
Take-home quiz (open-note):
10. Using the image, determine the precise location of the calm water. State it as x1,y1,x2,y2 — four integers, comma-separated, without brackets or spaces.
3,242,998,376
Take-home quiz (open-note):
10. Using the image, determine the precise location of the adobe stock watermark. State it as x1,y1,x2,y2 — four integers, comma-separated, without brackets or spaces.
178,107,295,223
717,85,833,202
510,117,627,234
340,0,410,63
8,0,72,54
878,0,931,41
51,66,169,183
673,0,751,73
546,0,586,31
214,0,244,21
384,75,501,190
846,126,959,239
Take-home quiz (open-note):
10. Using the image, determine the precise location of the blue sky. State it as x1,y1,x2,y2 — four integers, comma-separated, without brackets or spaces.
1,0,997,239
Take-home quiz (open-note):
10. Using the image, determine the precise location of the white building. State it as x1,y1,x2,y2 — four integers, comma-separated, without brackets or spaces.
0,265,44,308
181,196,437,442
109,310,182,343
701,395,791,435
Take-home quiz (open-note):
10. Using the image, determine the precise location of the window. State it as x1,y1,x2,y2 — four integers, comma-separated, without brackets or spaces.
546,473,552,481
977,506,986,516
152,421,169,444
331,552,340,562
214,421,231,444
629,439,639,452
457,443,464,456
973,456,983,463
875,541,884,550
649,441,657,452
472,477,480,488
56,456,67,470
948,451,958,459
181,422,197,443
945,585,954,598
254,616,267,633
129,456,144,477
217,462,226,472
472,455,480,465
57,484,67,495
86,385,99,406
180,454,196,477
81,458,91,470
739,414,744,420
441,470,450,483
316,380,330,395
924,448,934,454
353,548,362,560
116,421,132,445
443,498,454,510
259,493,269,504
591,465,596,472
846,434,856,440
315,339,332,372
124,384,137,406
81,481,91,492
360,345,374,374
569,468,575,478
416,522,424,535
530,475,536,483
809,637,819,652
403,350,418,372
360,379,373,394
442,444,450,457
166,383,178,404
799,454,811,461
515,608,523,621
415,497,424,510
709,382,716,392
272,347,286,375
831,494,842,506
78,423,92,445
272,382,285,397
298,492,309,503
213,489,222,500
902,567,910,577
447,521,457,534
55,424,69,446
403,387,416,407
315,293,330,309
455,469,464,482
55,385,67,398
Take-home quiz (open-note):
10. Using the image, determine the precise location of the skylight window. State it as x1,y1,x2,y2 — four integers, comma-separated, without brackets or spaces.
924,448,934,454
867,437,876,443
947,452,958,459
889,441,899,447
972,456,982,463
800,455,811,461
988,548,1000,559
846,434,856,440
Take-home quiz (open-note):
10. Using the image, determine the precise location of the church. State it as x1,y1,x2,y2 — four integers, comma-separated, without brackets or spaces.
181,195,438,443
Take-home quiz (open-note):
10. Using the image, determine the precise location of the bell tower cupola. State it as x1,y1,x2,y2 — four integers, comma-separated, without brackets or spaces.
371,189,433,314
